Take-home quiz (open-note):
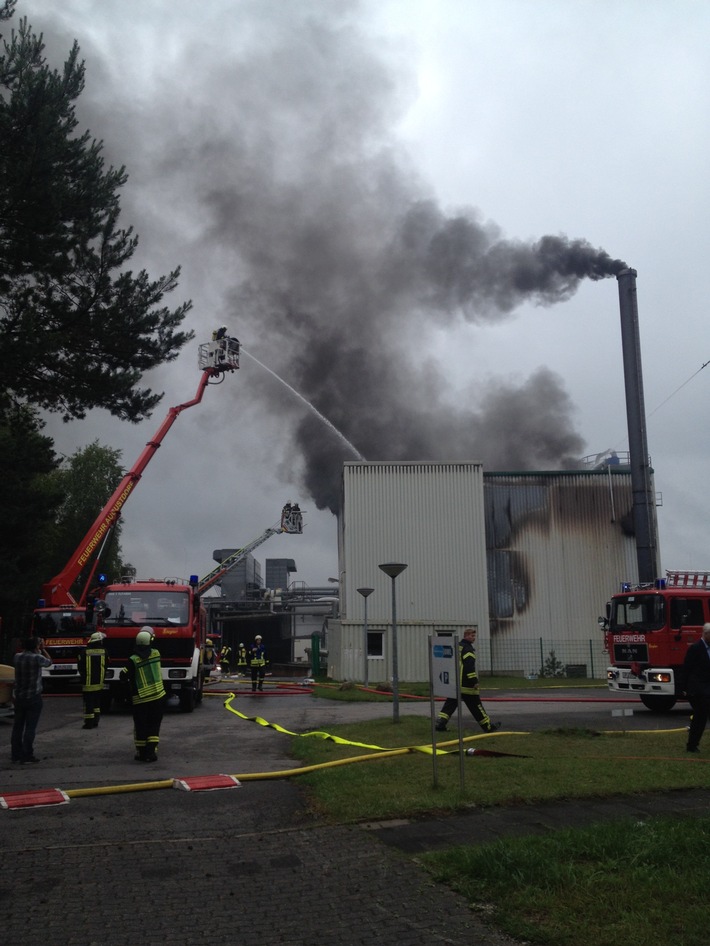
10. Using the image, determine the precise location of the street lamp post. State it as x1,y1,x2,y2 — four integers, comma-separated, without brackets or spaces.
378,562,408,722
356,587,375,688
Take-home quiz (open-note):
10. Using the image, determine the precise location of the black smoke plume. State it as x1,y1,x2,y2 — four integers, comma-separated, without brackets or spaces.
57,0,627,513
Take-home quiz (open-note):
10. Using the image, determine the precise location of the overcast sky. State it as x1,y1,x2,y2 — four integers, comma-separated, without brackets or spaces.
19,0,710,589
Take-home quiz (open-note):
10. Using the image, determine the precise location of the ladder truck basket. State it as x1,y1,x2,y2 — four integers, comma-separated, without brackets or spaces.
199,336,240,372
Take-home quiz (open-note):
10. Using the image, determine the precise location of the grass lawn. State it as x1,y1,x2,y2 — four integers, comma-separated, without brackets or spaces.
287,708,710,946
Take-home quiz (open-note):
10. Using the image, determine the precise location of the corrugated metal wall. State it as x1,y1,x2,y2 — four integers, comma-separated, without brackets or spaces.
485,470,639,651
331,464,647,683
337,462,489,681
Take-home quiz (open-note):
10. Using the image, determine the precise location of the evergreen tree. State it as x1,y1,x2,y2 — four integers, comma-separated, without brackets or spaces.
0,7,194,422
0,397,62,652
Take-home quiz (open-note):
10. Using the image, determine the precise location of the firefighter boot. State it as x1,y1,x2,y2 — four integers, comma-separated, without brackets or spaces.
435,718,448,732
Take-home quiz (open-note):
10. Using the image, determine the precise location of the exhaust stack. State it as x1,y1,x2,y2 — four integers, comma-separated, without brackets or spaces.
617,268,659,582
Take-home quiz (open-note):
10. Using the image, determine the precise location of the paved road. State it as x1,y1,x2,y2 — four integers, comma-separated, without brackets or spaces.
0,681,696,946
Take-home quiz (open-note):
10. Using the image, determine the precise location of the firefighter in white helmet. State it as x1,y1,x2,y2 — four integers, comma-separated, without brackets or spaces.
120,627,166,762
250,635,267,692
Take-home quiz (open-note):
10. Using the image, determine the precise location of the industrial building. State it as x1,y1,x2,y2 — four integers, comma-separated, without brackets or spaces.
326,457,645,683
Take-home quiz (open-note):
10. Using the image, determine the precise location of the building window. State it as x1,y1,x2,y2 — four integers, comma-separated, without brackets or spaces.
367,631,384,658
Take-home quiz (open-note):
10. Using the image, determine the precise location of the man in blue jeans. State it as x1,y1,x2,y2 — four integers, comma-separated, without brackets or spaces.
11,636,52,763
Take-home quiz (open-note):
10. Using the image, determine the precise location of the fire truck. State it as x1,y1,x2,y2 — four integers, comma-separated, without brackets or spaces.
33,331,240,686
602,570,710,712
94,575,206,712
95,503,304,707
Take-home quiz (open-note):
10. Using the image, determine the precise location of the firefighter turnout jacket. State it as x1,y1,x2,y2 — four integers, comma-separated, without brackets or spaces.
79,642,106,691
122,649,166,704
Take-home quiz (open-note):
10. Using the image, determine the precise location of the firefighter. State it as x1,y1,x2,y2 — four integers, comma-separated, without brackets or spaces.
250,634,266,692
236,642,248,676
203,638,217,679
220,642,232,676
435,627,500,734
78,631,106,729
120,627,166,762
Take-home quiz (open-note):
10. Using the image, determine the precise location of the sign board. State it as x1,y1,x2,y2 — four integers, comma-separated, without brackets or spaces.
430,633,458,699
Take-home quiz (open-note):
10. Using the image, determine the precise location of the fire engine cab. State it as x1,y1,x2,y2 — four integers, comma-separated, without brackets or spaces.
602,570,710,712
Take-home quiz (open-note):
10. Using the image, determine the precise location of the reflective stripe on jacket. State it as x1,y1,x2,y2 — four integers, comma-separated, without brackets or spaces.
250,644,266,667
459,640,480,695
128,649,166,704
80,646,106,692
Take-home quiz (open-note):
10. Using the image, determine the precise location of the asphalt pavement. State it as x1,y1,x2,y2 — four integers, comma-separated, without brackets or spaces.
1,679,707,946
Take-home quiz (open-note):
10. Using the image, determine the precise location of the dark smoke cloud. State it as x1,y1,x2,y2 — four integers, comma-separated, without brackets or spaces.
41,0,626,513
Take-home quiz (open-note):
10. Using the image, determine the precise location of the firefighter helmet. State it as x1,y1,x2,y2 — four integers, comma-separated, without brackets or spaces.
88,631,105,644
206,639,213,646
255,634,262,641
136,628,154,647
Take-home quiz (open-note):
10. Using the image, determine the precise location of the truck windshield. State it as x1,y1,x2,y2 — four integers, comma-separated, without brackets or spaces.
611,594,665,632
102,591,190,626
34,610,89,637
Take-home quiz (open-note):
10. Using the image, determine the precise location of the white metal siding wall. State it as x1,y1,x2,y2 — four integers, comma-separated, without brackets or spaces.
337,462,489,681
341,462,488,625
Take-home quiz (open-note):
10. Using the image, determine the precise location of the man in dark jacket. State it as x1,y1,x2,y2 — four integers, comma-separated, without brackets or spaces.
435,627,500,733
682,622,710,753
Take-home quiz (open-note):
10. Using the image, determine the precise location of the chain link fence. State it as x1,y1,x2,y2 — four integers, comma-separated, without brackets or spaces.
483,638,607,680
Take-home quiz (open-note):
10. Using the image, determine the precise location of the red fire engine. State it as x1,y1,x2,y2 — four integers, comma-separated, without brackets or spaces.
602,570,710,712
34,332,240,693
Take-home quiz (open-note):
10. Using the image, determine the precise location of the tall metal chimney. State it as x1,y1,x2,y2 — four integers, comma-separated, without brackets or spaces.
616,268,659,582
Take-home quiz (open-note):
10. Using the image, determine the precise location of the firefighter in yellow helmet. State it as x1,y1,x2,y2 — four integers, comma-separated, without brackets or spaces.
203,638,217,679
120,627,166,762
219,641,232,676
236,642,248,676
78,631,106,729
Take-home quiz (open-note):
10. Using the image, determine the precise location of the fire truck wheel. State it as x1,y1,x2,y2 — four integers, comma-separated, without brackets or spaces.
179,686,196,713
639,694,676,713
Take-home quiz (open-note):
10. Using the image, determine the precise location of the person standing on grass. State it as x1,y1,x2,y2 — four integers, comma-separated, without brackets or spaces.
682,622,710,753
435,627,500,734
11,636,52,763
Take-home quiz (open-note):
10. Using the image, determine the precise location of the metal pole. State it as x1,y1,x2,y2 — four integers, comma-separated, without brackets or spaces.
378,563,407,724
428,635,438,789
363,595,369,688
357,587,374,688
391,575,399,722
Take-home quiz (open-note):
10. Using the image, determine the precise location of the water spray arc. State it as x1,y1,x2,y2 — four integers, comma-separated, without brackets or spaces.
241,348,366,461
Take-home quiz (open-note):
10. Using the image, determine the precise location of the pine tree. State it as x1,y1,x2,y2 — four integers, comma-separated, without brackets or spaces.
0,8,194,422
